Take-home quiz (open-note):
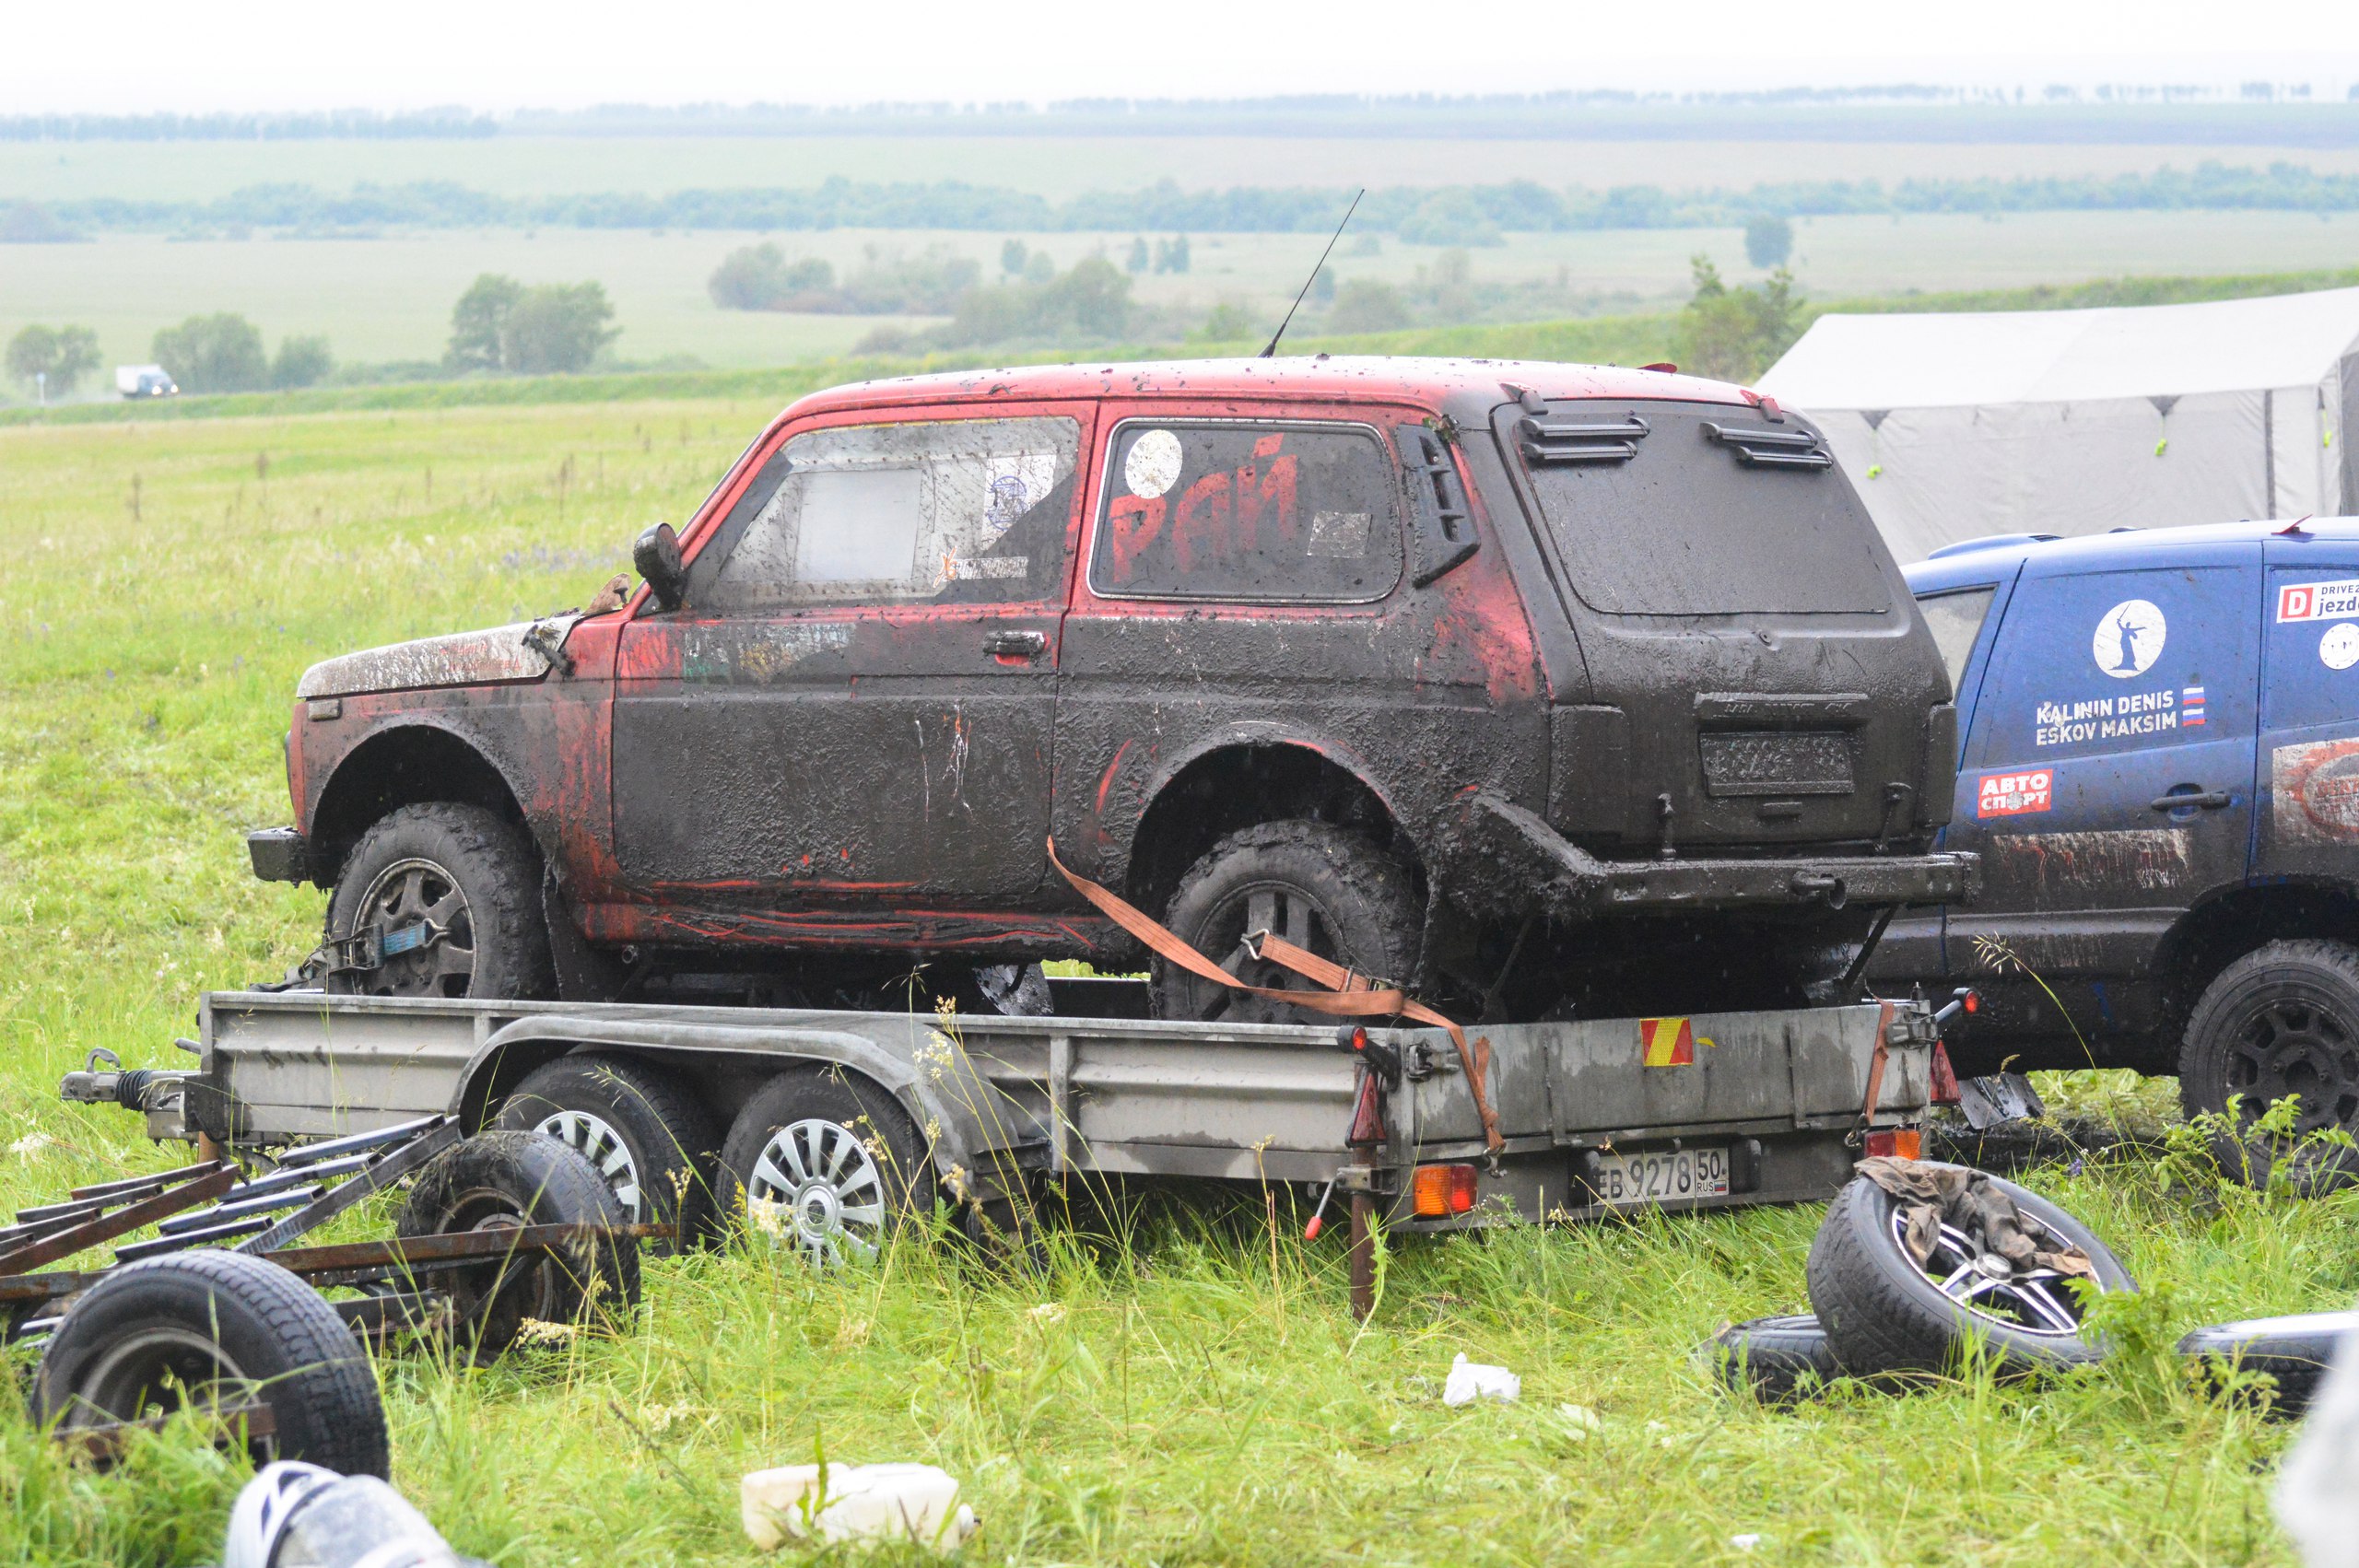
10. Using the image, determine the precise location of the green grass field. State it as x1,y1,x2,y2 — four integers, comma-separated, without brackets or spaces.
9,209,2359,385
2,400,2354,1563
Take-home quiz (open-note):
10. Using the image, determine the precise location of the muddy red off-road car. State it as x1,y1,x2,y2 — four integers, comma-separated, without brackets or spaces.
249,357,1972,1020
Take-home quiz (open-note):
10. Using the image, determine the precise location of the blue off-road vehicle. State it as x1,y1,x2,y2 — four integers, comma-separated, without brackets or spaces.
1872,521,2359,1148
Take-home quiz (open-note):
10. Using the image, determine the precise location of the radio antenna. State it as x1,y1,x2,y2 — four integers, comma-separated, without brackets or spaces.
1260,188,1362,358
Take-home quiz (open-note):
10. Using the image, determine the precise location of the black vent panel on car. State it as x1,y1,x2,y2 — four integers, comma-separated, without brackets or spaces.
1519,414,1649,465
1700,421,1834,470
1698,731,1857,797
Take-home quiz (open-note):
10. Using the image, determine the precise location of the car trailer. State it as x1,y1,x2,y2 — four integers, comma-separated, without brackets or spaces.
62,985,1950,1317
4,1111,656,1470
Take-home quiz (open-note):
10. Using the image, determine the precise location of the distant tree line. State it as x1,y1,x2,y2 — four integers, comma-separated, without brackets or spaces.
7,93,2353,145
0,110,494,140
19,162,2359,246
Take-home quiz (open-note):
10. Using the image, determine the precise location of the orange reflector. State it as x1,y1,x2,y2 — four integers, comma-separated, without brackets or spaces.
1862,1129,1923,1161
1413,1164,1479,1216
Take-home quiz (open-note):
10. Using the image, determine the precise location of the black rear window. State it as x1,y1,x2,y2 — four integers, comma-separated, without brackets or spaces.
1497,400,1894,616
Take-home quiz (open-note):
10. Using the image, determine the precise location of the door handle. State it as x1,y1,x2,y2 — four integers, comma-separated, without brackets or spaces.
2150,790,2233,812
982,628,1048,660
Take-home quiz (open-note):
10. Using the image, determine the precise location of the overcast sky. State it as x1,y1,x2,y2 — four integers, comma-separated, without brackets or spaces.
4,0,2352,112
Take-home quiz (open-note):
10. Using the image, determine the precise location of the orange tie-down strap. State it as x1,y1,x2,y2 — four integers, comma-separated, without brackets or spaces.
1048,839,1503,1154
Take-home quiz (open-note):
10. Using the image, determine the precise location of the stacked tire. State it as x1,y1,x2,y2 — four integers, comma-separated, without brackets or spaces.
1703,1164,2136,1398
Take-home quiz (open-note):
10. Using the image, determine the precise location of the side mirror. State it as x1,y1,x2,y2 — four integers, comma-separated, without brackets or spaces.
633,523,687,612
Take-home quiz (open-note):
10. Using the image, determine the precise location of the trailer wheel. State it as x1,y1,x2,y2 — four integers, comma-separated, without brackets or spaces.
34,1249,389,1477
1699,1313,1844,1402
323,802,554,1000
2179,1311,2359,1419
716,1068,924,1267
1151,820,1420,1024
2178,941,2359,1192
394,1130,640,1363
495,1053,719,1253
1805,1166,2135,1380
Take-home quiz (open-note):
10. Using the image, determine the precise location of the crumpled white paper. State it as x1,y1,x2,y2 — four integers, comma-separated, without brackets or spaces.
1442,1352,1520,1406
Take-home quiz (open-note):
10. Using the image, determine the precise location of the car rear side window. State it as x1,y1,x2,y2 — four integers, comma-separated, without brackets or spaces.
1915,587,1997,698
1499,399,1894,616
1088,421,1403,603
698,415,1080,612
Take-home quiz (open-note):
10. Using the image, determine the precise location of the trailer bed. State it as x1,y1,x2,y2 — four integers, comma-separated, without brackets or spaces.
88,990,1937,1230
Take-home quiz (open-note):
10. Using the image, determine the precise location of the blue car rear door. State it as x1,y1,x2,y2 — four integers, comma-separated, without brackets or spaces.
2258,532,2359,883
1945,542,2261,1041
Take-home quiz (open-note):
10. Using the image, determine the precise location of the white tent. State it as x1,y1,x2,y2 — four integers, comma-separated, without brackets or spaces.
1755,287,2359,563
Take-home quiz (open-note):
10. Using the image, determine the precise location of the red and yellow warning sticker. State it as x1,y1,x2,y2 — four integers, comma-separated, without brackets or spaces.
1639,1016,1713,1067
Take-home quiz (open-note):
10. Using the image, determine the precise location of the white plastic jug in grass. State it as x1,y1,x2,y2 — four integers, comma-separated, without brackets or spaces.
742,1461,978,1552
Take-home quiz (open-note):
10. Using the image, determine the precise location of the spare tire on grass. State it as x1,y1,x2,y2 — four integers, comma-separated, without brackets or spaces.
34,1249,389,1477
1806,1164,2135,1380
2179,1310,2359,1419
395,1130,641,1363
1700,1313,1843,1401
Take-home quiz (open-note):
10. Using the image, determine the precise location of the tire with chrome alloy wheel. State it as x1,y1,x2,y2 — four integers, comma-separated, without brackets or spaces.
1805,1165,2135,1380
495,1052,720,1254
323,802,554,1000
715,1067,924,1267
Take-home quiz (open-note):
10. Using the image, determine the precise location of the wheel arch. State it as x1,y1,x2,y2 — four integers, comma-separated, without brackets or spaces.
449,1021,994,1199
309,722,534,887
1123,731,1423,918
2154,881,2359,1032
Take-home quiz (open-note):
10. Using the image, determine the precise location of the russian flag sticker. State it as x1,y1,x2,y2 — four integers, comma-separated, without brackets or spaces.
2182,685,2207,727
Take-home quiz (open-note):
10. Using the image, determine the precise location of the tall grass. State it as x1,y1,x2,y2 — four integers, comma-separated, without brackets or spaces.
0,404,2350,1563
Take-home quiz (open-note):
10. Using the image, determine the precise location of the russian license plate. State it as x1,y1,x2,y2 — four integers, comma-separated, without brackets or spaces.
1593,1145,1731,1205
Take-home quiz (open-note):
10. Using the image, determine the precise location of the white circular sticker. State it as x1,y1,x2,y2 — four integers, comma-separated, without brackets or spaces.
2093,599,2166,679
1122,428,1183,499
2324,623,2359,671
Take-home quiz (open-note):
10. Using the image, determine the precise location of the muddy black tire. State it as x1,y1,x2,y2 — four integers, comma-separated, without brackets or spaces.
395,1130,640,1363
34,1249,389,1477
715,1067,926,1266
325,802,554,1000
495,1053,719,1254
1805,1166,2135,1380
1150,820,1420,1024
2178,941,2359,1193
2179,1311,2359,1419
1699,1313,1843,1401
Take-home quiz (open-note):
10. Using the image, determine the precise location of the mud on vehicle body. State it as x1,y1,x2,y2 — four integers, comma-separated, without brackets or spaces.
1877,521,2359,1164
252,357,1969,1020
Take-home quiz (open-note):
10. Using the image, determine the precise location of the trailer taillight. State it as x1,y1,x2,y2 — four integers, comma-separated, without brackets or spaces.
1412,1164,1479,1216
1863,1129,1922,1161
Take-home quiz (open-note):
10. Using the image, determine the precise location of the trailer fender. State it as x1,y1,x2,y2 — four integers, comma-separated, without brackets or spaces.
451,1017,1017,1204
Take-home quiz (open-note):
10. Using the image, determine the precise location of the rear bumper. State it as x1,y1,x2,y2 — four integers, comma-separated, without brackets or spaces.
246,826,312,884
1441,791,1977,920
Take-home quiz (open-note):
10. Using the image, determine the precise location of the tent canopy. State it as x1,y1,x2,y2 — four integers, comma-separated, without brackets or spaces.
1755,287,2359,562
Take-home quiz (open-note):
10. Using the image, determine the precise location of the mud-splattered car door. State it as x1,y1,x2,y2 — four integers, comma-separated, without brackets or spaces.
2257,532,2359,883
608,404,1095,940
1944,541,2260,1047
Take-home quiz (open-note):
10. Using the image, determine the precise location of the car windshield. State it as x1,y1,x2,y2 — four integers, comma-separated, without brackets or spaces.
1499,399,1895,616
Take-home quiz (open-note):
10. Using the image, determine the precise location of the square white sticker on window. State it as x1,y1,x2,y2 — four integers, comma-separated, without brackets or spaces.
1305,510,1371,558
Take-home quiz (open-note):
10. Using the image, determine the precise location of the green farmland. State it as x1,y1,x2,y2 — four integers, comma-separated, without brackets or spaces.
7,208,2359,383
0,397,2353,1563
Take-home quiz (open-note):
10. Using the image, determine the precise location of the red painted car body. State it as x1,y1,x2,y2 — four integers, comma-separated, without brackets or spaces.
257,357,1970,1012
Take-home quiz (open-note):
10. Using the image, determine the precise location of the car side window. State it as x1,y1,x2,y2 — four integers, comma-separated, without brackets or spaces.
1966,566,2256,766
1088,421,1403,603
1915,587,1997,700
697,415,1081,613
